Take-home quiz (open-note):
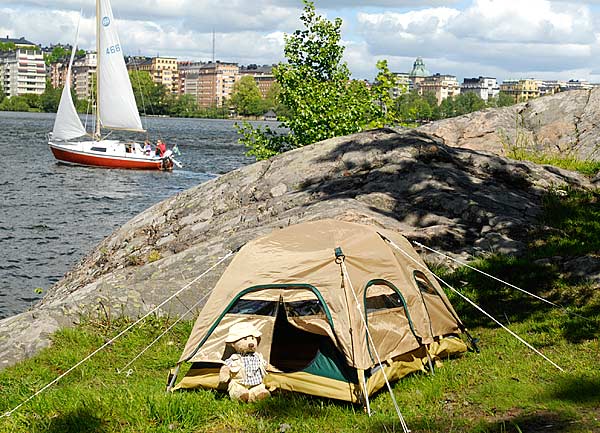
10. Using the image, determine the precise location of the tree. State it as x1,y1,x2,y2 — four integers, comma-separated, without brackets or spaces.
489,92,515,108
370,59,399,127
238,0,373,160
454,92,486,116
40,79,61,113
230,76,265,116
0,41,15,52
129,70,168,115
44,45,68,65
438,96,457,119
0,96,30,112
0,80,5,104
166,94,199,118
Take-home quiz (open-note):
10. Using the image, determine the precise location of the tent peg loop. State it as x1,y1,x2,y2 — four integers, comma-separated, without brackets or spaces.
334,246,345,264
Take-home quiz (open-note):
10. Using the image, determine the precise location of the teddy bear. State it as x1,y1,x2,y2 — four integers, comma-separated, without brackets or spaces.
218,322,271,402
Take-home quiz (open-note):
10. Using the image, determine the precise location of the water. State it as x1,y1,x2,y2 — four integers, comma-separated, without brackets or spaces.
0,111,256,319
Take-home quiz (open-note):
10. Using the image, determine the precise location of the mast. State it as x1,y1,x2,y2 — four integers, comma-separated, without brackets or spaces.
95,0,101,139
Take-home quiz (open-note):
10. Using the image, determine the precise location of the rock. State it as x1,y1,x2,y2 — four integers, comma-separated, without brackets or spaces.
418,87,600,161
0,127,594,369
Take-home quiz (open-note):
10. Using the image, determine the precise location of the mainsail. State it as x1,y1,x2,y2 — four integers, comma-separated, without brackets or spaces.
52,18,86,141
97,0,144,132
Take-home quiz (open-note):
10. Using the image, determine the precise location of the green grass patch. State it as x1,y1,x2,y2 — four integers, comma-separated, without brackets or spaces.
0,313,597,433
1,191,598,432
506,148,600,176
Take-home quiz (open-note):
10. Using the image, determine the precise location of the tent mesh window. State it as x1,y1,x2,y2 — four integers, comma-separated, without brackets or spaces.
364,281,412,361
228,298,278,316
270,299,330,373
413,270,440,296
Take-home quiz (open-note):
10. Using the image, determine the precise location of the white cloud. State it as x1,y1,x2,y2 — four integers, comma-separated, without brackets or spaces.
2,0,600,82
355,0,599,81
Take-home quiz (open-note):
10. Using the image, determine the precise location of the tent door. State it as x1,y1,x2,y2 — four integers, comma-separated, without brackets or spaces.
269,299,331,373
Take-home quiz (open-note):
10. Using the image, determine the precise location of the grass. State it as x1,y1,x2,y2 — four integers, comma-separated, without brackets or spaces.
507,147,600,176
0,190,599,433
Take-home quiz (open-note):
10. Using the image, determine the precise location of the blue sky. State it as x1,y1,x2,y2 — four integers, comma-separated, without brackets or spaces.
1,0,600,83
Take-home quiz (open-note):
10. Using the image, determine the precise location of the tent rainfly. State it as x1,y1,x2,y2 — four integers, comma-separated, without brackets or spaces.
170,219,469,403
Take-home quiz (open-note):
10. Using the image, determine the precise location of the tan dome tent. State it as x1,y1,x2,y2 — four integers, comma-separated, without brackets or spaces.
170,219,469,403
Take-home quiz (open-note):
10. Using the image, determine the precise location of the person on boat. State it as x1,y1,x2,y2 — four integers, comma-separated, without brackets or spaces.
143,140,152,156
155,139,167,157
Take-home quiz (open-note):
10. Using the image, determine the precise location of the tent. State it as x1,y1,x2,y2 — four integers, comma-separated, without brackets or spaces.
171,219,468,403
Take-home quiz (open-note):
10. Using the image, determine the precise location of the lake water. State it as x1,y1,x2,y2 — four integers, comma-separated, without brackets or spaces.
0,111,256,319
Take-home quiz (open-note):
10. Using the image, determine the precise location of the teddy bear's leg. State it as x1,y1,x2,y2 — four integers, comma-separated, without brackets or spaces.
248,384,271,402
228,380,250,402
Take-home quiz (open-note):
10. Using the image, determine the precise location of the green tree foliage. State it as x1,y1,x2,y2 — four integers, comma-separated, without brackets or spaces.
238,0,373,160
0,96,31,112
20,93,42,112
129,70,168,115
166,94,198,118
370,59,399,127
264,82,283,113
396,91,433,124
40,79,62,113
44,46,69,65
230,76,265,116
488,91,515,107
454,92,487,115
0,80,5,104
0,41,16,52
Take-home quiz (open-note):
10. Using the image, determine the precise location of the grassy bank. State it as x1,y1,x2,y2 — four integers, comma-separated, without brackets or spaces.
1,191,599,433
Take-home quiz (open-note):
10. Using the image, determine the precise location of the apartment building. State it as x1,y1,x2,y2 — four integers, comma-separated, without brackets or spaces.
180,61,239,107
130,56,179,94
536,80,564,97
238,64,276,98
461,76,499,101
49,61,67,89
391,72,410,98
499,79,540,103
0,36,46,97
565,79,594,91
48,51,97,101
72,52,97,100
418,73,460,105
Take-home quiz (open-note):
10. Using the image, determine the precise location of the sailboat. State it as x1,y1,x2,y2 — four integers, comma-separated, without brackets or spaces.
48,0,178,171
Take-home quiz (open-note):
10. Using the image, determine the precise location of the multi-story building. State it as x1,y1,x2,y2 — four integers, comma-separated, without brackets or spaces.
49,51,97,101
180,61,239,107
49,61,68,90
565,79,594,91
418,73,460,105
129,56,179,94
0,36,46,97
536,80,564,97
72,52,97,101
461,76,499,101
391,72,410,98
499,79,540,103
408,57,430,91
238,64,276,98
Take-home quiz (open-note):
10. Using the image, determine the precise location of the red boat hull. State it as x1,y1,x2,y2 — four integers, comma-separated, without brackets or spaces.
49,143,171,171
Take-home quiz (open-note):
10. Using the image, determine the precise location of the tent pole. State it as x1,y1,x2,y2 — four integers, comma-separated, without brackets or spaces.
358,370,371,416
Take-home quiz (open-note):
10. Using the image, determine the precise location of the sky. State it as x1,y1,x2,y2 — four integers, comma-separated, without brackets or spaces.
1,0,600,83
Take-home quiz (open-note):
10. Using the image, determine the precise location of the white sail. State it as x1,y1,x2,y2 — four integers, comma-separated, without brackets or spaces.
52,18,86,141
97,0,144,132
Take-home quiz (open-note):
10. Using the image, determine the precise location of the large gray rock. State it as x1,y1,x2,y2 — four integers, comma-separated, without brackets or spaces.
0,128,594,369
418,87,600,161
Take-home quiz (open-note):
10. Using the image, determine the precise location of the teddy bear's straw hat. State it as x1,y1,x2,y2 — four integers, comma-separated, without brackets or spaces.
225,322,262,343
